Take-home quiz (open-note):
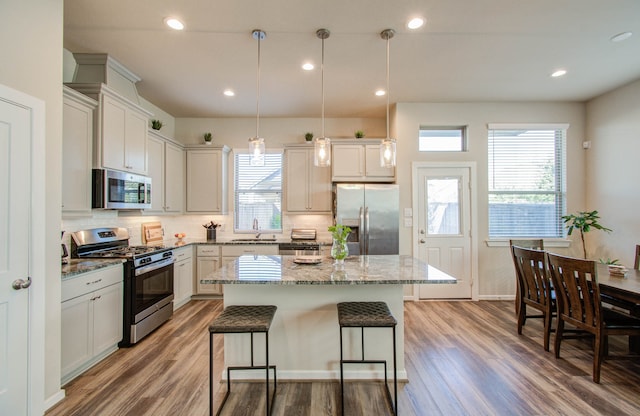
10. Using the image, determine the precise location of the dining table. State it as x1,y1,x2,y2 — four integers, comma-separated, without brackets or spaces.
597,263,640,352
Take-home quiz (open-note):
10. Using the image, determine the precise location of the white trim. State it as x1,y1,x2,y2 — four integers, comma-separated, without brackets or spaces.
44,391,66,411
411,161,479,301
478,295,516,301
485,239,571,248
0,83,48,416
486,123,570,130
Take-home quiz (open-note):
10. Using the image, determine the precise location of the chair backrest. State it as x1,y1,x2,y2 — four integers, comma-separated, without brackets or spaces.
511,245,552,308
509,239,544,250
634,245,640,270
546,252,601,333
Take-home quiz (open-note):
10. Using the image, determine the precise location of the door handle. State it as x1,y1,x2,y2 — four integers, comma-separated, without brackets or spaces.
419,239,426,244
12,277,32,290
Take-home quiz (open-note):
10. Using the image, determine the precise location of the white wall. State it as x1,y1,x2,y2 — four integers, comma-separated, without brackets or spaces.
395,102,586,298
586,78,640,267
0,0,64,408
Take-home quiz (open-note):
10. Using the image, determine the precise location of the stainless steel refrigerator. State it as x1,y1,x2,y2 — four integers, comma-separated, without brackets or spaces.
334,183,399,255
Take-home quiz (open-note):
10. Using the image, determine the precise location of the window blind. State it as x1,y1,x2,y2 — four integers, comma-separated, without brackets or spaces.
488,125,567,238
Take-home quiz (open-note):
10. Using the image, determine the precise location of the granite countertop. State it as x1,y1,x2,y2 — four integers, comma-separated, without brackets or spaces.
200,254,457,285
164,238,332,247
61,258,125,279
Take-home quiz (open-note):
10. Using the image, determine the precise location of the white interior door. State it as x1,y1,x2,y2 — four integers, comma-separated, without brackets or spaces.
0,88,32,414
416,166,472,299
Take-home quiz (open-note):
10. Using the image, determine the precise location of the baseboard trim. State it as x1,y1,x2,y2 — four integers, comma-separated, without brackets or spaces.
44,389,66,411
478,295,516,301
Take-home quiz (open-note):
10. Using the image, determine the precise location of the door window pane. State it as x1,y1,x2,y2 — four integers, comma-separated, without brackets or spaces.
426,178,460,235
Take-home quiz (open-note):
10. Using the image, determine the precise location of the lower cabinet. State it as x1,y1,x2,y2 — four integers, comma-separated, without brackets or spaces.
220,244,279,269
61,264,123,385
173,246,194,309
196,245,222,295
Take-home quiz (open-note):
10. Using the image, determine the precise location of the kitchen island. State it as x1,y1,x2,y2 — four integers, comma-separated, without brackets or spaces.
201,254,455,381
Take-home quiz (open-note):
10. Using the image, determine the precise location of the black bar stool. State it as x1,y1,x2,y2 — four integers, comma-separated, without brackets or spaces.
337,301,397,415
209,305,277,416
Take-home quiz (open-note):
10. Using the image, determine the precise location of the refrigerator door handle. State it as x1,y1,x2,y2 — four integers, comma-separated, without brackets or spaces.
364,206,370,255
359,206,365,255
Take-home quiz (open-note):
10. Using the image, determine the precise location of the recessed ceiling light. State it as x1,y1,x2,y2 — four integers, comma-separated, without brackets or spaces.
302,62,314,71
164,18,184,31
551,69,567,78
223,89,235,97
407,17,425,30
375,89,386,96
610,31,632,42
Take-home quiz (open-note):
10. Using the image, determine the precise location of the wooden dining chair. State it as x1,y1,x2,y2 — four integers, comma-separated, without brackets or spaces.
546,252,640,383
510,245,554,351
509,240,545,319
634,244,640,270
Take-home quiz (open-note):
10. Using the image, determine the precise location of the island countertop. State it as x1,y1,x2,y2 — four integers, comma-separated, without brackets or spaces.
200,254,456,285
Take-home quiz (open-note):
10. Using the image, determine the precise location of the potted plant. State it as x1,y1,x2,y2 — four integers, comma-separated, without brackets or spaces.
562,210,612,259
328,224,351,264
203,132,212,144
354,130,365,139
151,119,163,130
305,132,314,142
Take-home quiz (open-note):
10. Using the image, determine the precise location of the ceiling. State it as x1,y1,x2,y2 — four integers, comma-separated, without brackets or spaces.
64,0,640,118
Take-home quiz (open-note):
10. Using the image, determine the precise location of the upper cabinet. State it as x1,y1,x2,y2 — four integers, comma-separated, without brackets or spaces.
331,139,395,182
147,130,185,214
62,86,98,216
284,145,331,213
186,146,230,213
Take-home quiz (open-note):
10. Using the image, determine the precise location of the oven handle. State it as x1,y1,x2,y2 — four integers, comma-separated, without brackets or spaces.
135,257,175,276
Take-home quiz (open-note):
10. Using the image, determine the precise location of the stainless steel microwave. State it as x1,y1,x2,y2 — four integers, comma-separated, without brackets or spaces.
92,169,151,210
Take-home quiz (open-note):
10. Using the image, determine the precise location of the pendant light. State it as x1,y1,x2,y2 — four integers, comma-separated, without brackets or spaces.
314,28,331,167
249,29,266,166
380,29,397,168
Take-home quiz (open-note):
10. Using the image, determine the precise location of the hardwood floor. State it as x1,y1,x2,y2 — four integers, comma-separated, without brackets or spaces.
46,300,640,416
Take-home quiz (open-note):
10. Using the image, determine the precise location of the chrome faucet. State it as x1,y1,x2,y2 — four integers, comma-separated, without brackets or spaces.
252,218,260,238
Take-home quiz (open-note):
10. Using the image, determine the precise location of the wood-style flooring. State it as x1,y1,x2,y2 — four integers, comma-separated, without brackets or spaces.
46,300,640,416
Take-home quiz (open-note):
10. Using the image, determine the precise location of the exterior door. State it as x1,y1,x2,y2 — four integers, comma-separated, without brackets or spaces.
0,86,34,414
416,166,473,299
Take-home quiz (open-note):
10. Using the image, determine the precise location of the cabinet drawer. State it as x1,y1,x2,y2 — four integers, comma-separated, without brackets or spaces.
197,245,220,256
221,245,278,256
174,246,193,261
62,264,123,302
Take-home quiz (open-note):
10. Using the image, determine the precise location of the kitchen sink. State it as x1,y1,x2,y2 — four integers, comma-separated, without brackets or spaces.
231,238,277,242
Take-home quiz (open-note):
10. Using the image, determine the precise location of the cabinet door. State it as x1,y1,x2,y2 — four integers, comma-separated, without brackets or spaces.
146,135,165,213
285,148,310,211
308,157,332,212
61,293,93,378
92,282,123,356
101,95,127,171
332,145,364,180
364,144,395,179
174,258,194,308
186,150,222,212
62,93,94,214
125,110,148,174
196,256,222,294
165,142,185,213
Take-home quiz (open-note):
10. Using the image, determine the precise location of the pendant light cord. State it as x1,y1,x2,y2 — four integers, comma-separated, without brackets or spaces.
386,34,390,140
256,32,261,139
321,35,325,138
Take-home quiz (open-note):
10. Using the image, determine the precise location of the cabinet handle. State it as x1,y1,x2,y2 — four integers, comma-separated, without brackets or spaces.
86,278,103,285
91,295,102,301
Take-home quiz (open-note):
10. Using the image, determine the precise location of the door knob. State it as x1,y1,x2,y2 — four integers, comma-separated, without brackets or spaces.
420,239,426,244
419,229,425,235
12,277,32,290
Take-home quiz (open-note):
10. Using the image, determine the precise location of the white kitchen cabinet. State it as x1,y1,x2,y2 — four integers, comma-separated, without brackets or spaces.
67,83,152,175
62,86,97,216
173,246,194,309
61,264,123,385
186,146,230,213
196,245,222,295
284,145,331,213
147,130,185,214
331,140,395,182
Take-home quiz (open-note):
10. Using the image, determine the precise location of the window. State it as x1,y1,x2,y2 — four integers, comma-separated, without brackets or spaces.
488,124,567,238
419,126,467,151
234,152,283,233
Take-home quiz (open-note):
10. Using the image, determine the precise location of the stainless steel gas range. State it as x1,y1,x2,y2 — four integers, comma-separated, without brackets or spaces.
70,227,174,347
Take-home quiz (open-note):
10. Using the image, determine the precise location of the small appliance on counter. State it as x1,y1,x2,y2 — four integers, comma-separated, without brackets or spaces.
278,228,320,256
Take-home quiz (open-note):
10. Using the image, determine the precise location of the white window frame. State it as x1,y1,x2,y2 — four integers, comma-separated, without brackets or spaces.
487,123,568,239
419,126,468,152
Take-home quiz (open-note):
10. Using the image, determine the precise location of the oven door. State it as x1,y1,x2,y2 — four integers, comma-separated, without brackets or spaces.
133,258,174,324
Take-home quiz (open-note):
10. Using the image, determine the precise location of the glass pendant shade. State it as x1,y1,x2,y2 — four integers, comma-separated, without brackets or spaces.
314,137,331,167
380,29,397,167
380,138,396,168
249,137,265,166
